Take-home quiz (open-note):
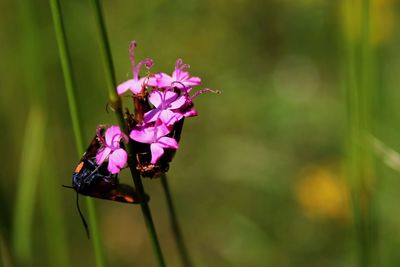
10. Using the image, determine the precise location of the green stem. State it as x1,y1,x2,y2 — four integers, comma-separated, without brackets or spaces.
12,108,45,267
89,1,166,266
343,0,375,266
161,175,193,267
49,1,107,266
126,162,166,267
41,158,70,267
11,0,48,265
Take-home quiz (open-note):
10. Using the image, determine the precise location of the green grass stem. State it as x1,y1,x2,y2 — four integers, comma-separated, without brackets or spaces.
16,1,71,266
49,0,107,266
12,107,45,266
41,159,70,267
161,175,193,267
343,0,376,266
90,1,166,266
11,1,49,266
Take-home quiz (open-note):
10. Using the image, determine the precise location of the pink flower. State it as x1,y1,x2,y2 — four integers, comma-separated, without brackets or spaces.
96,126,128,174
129,122,178,164
144,90,187,126
117,41,157,95
155,59,201,90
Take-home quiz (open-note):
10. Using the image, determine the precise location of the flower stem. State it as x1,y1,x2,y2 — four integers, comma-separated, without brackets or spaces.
49,1,107,266
161,174,193,267
342,0,376,266
127,163,166,267
12,108,45,266
89,1,166,266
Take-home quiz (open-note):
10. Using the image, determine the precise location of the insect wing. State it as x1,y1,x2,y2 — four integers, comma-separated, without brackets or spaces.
90,183,146,204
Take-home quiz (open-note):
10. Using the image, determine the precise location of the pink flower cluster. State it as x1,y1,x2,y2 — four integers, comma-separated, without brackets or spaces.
96,41,216,177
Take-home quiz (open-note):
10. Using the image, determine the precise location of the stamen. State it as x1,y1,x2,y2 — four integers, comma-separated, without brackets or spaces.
174,59,190,80
110,134,120,148
191,88,221,99
129,41,137,78
154,90,165,108
110,133,128,148
171,81,189,96
180,63,190,71
175,58,183,70
144,59,154,69
134,58,154,80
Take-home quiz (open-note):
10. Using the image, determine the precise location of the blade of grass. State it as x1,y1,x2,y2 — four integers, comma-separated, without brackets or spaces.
161,175,193,267
360,0,378,265
40,155,70,267
12,107,45,266
89,1,166,266
12,3,49,264
49,0,107,266
342,0,376,266
16,0,71,266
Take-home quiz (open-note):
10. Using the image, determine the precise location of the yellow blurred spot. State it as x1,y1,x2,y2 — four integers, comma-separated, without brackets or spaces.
371,0,395,45
340,0,395,46
295,166,350,221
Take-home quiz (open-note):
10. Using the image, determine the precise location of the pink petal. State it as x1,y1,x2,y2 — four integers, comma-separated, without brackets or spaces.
117,79,135,95
185,76,201,87
108,148,128,174
130,125,155,144
96,147,111,165
154,122,172,139
176,70,190,81
164,91,179,103
146,76,158,87
105,126,122,147
158,136,178,149
116,79,144,95
144,108,161,123
168,95,187,109
148,91,163,107
183,108,198,118
130,122,172,144
131,78,146,94
173,112,184,122
150,143,165,164
159,109,177,126
156,73,174,88
159,110,183,126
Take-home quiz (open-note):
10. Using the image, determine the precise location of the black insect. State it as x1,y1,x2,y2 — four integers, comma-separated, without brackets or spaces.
64,126,146,237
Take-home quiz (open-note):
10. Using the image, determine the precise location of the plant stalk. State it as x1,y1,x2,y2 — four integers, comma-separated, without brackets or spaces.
342,0,376,266
49,0,107,266
90,0,166,266
161,175,193,267
12,108,45,267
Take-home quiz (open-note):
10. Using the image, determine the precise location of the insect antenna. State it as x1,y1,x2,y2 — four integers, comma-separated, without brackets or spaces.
76,192,90,239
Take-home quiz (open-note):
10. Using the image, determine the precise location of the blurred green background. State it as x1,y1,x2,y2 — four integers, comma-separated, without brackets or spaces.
2,0,400,266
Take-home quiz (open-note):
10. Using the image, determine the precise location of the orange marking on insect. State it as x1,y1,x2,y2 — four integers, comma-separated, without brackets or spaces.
124,196,134,203
74,162,84,173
